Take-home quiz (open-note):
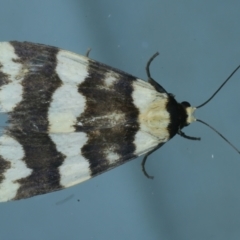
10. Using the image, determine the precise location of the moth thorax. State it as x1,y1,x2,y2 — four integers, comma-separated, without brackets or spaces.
138,99,170,139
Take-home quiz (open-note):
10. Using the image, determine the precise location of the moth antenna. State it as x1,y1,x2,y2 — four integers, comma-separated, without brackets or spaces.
197,65,240,109
196,119,240,154
194,65,240,154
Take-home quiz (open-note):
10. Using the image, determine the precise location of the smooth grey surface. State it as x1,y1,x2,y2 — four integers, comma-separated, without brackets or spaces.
0,1,240,240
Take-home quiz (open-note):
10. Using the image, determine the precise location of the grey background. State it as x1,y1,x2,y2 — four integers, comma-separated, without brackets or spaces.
0,1,240,240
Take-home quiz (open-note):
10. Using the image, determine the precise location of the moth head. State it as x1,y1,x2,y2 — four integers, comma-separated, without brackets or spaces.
177,64,240,152
181,101,196,127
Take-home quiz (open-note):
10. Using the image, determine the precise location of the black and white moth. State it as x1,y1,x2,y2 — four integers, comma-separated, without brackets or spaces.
0,41,239,202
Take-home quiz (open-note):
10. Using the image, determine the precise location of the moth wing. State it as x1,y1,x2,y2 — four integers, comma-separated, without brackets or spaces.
0,129,160,201
0,41,168,201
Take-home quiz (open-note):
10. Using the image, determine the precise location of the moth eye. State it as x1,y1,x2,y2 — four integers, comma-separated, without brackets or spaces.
181,101,191,108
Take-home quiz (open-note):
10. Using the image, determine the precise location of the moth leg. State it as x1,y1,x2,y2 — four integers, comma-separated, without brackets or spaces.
85,48,92,57
141,143,165,179
146,52,168,93
178,129,201,140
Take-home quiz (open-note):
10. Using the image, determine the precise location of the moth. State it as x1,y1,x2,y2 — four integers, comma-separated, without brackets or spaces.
0,41,239,202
